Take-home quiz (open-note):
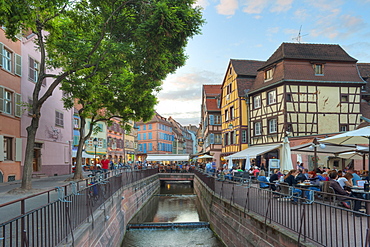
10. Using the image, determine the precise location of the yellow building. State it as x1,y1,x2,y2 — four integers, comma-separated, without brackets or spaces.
220,59,265,160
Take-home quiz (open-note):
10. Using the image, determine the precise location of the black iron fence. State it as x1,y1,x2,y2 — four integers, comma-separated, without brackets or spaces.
0,168,158,247
194,169,370,247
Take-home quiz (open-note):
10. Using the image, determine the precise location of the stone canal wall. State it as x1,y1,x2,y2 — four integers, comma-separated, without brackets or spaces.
62,174,160,247
193,176,311,247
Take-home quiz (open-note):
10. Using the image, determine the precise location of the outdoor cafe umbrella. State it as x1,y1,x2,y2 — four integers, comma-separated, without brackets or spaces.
197,154,213,159
320,126,370,170
280,136,294,173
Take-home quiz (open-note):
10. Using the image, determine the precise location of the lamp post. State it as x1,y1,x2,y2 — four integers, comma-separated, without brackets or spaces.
93,138,98,169
310,138,326,170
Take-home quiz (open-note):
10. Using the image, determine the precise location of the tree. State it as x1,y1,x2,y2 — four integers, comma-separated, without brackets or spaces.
0,0,204,189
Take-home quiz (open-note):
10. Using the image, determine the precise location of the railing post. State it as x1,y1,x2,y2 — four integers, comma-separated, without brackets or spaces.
21,199,26,247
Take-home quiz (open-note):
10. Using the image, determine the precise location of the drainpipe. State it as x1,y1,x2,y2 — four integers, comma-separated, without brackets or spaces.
244,89,251,146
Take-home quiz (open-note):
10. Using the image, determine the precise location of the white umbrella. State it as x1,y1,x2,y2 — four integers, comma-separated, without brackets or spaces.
280,136,294,172
320,126,370,169
228,158,233,169
338,151,367,160
245,154,251,171
197,154,213,159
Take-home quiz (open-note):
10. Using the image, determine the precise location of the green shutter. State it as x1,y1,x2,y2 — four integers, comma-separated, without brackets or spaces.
15,93,21,117
0,43,3,67
0,135,4,161
0,86,4,112
15,54,22,76
15,138,22,162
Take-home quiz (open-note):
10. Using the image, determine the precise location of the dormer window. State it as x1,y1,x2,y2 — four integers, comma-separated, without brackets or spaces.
264,68,273,81
314,64,323,75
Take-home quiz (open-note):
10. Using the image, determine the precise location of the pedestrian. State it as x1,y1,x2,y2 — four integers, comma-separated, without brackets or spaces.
100,155,110,174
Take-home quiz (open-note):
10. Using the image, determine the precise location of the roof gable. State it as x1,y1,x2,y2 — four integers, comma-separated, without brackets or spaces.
260,43,357,70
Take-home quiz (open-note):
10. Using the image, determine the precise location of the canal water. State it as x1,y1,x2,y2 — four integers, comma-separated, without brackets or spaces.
121,181,225,247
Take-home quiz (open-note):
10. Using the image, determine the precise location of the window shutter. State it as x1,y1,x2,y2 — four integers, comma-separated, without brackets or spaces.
29,57,34,81
103,139,107,148
0,135,4,161
209,115,214,125
0,43,3,67
0,86,3,112
15,138,22,162
15,93,21,117
15,54,22,76
210,133,215,144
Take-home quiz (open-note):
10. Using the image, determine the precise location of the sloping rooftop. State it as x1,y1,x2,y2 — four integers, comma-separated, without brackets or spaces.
203,84,221,96
230,59,265,76
260,43,357,70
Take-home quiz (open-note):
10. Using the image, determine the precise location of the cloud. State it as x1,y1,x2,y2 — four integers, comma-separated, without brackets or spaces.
270,0,293,13
242,0,268,14
343,42,370,62
194,0,210,9
216,0,238,15
294,9,309,21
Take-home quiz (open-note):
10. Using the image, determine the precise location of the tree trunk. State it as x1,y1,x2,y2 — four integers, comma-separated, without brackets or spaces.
72,116,88,180
21,115,40,190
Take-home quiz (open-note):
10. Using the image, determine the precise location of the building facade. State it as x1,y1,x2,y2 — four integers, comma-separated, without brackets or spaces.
20,31,73,177
0,28,22,182
136,112,174,161
220,59,265,160
200,85,222,167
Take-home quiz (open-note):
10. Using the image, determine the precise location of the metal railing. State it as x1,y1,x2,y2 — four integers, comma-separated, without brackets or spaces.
194,170,370,247
0,168,158,247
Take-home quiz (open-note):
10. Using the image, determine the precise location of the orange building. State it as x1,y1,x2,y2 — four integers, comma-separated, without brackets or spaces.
0,28,22,182
136,112,174,161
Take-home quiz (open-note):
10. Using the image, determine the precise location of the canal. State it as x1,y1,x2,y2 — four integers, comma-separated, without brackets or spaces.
121,181,225,246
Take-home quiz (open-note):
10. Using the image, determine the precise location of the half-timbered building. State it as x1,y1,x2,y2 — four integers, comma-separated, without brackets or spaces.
249,43,365,147
220,59,265,161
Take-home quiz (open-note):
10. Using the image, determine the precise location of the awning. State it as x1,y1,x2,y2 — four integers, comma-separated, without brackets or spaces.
225,144,282,160
72,150,95,158
290,142,357,156
146,154,190,161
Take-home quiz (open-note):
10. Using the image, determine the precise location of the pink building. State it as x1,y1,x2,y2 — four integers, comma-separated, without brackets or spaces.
20,33,73,176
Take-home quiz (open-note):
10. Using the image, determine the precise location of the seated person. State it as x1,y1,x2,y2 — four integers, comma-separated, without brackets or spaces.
257,170,269,189
295,169,306,183
284,169,302,203
337,173,353,189
269,169,280,191
329,171,361,211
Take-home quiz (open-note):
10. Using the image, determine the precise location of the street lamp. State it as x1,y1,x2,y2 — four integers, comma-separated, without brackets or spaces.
93,138,98,169
228,123,233,129
309,138,326,170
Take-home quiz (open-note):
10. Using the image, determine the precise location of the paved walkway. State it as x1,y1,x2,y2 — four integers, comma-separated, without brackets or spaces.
0,172,90,205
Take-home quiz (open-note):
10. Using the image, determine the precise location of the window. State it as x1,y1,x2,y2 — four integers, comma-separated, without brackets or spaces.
138,134,141,140
341,94,348,102
215,134,222,144
340,125,348,132
286,93,292,102
224,133,229,146
214,115,221,125
55,111,64,127
0,43,21,76
226,83,232,94
73,118,80,129
148,132,152,139
149,124,152,130
149,143,153,151
4,137,13,160
269,119,277,133
314,64,323,75
268,90,276,104
143,125,146,130
230,106,234,119
255,122,261,135
2,48,11,72
225,109,229,121
29,57,40,82
264,68,273,80
4,90,12,114
143,133,146,140
241,130,247,143
253,95,261,109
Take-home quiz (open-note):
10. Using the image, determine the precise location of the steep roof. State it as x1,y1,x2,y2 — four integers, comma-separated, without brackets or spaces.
203,84,221,96
230,59,265,76
205,98,219,111
260,43,357,70
358,63,370,79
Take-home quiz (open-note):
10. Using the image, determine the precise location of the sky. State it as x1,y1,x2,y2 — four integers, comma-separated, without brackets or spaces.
155,0,370,126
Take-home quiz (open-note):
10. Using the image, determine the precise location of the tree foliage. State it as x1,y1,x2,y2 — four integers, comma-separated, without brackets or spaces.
0,0,204,188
